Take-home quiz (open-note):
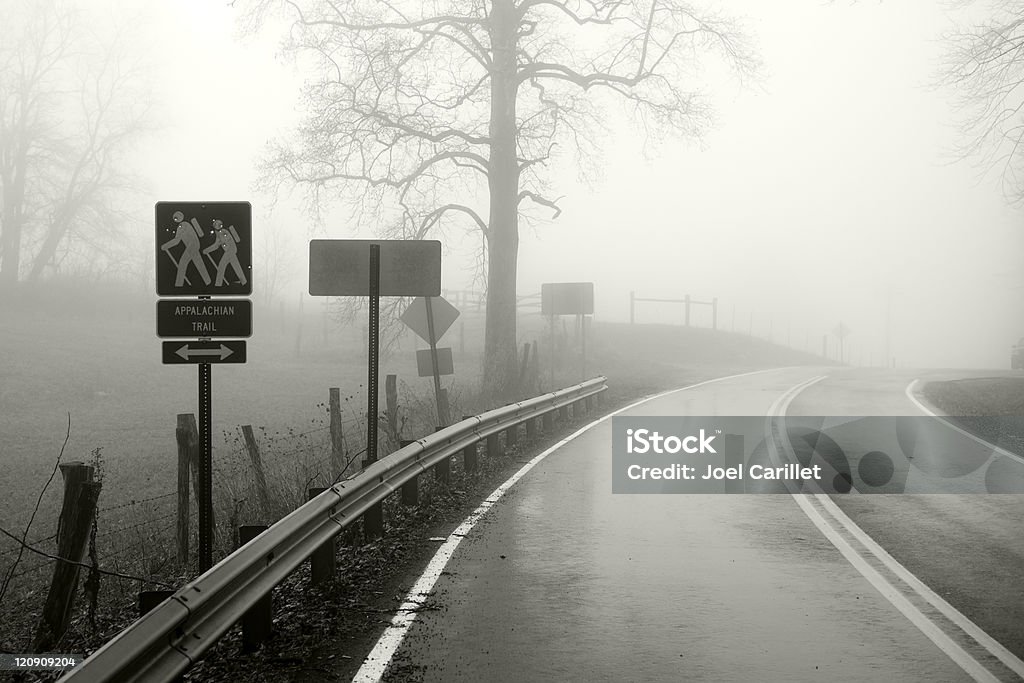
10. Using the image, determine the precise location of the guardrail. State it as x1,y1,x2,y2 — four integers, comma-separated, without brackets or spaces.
61,376,608,682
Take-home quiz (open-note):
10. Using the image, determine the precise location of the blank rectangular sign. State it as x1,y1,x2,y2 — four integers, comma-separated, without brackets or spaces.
309,239,442,296
541,282,594,316
416,347,454,376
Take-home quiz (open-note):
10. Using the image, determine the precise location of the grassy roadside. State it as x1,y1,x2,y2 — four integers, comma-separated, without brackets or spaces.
921,377,1024,456
3,282,827,681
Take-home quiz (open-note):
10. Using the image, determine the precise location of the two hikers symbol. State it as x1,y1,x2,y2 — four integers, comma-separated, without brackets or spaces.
160,211,247,288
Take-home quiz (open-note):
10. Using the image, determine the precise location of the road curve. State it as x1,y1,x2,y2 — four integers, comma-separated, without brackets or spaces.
353,367,1024,682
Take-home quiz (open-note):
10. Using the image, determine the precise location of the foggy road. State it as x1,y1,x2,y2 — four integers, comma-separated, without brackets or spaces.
354,368,1024,682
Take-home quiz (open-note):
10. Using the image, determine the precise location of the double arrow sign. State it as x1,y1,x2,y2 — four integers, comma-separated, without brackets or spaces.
161,341,247,364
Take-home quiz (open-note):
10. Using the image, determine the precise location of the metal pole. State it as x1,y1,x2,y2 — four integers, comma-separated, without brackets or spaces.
424,296,449,426
364,245,380,467
363,246,383,540
198,360,212,572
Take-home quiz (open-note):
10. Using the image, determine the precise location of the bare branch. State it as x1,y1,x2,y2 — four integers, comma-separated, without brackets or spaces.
518,190,563,218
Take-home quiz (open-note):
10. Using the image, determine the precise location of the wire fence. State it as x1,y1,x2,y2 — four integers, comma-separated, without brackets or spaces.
0,382,463,653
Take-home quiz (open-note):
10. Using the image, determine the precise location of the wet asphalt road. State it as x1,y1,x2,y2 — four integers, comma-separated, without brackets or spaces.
363,367,1024,682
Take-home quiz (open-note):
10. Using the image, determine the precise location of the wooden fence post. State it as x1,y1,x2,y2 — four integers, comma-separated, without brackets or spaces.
328,388,345,481
505,424,518,448
33,464,101,651
518,343,530,393
240,425,271,514
175,414,194,566
526,416,538,439
308,488,336,584
179,414,211,538
530,340,539,392
238,525,272,651
385,374,399,447
486,433,500,459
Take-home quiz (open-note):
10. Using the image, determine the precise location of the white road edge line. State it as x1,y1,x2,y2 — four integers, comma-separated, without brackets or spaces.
351,366,791,683
773,377,1024,681
905,379,1024,467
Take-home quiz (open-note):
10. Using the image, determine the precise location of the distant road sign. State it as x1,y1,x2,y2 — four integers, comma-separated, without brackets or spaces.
542,282,594,316
416,347,454,377
162,341,247,364
308,239,441,296
156,299,252,338
400,296,460,344
156,201,252,296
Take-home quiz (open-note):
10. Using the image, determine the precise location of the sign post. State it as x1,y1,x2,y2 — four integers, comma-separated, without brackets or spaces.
540,282,598,385
400,295,459,426
198,339,212,571
156,201,252,573
542,282,595,383
365,245,380,468
308,239,442,539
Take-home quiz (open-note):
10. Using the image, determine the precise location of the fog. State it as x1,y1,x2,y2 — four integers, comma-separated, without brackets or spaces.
17,0,1024,368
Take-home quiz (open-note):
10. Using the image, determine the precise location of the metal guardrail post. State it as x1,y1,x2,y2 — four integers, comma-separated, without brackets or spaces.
460,420,478,472
463,444,478,472
486,432,500,458
434,426,450,484
724,435,744,494
542,411,554,432
399,440,418,503
238,525,272,651
363,500,384,540
558,405,569,421
505,423,518,447
307,488,336,584
138,591,173,618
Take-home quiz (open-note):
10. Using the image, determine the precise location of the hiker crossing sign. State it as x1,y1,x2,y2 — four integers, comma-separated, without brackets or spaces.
156,202,252,296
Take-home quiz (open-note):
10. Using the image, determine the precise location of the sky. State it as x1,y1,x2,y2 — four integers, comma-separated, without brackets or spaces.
116,0,1024,369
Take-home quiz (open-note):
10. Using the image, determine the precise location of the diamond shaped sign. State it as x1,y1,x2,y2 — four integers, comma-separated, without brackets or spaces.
400,296,460,344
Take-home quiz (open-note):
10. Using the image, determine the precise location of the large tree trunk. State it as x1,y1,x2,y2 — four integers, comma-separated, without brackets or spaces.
482,0,521,396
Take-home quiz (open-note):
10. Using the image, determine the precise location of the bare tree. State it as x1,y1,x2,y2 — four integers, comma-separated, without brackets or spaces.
254,220,299,305
0,0,72,289
243,0,757,393
939,0,1024,203
0,0,151,290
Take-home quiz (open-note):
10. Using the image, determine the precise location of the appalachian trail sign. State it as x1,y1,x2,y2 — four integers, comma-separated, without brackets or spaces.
155,202,253,296
155,200,254,572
